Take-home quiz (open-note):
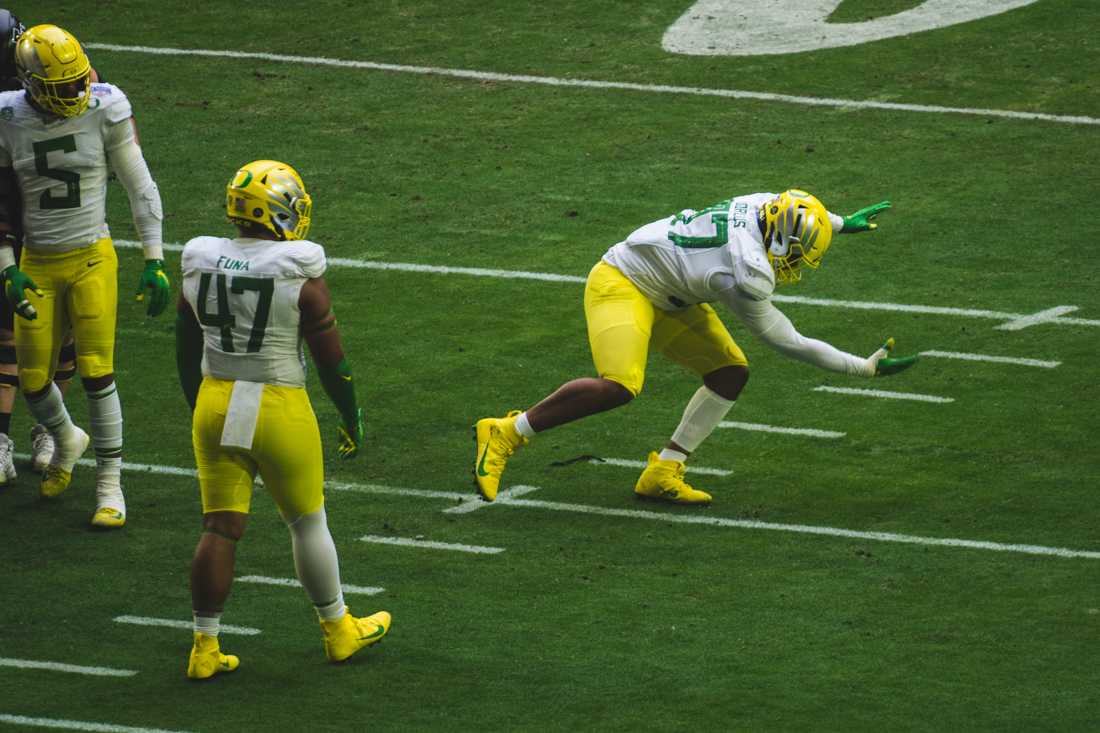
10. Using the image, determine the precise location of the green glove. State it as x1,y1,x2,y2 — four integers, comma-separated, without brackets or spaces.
2,264,43,321
135,259,170,317
336,406,365,459
842,201,891,233
868,337,919,376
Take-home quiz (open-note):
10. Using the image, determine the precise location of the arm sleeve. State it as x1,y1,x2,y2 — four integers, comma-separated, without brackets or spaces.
828,211,844,233
105,119,164,259
720,287,872,376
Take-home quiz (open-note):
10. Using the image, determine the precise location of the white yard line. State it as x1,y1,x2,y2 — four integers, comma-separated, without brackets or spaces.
114,241,1098,330
443,485,541,514
813,386,956,403
0,658,136,678
994,306,1080,331
359,535,504,555
586,457,732,477
0,714,192,733
113,616,261,636
31,458,1098,561
718,421,846,439
919,350,1061,368
237,575,384,596
85,43,1100,127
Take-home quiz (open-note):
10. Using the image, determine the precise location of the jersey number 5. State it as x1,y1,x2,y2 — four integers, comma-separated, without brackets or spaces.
196,273,274,354
33,135,81,210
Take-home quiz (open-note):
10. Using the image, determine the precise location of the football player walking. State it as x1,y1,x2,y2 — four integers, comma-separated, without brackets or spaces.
474,190,916,504
0,25,169,527
176,160,389,679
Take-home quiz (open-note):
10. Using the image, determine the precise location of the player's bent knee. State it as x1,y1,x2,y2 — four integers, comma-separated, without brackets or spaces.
600,377,637,405
19,369,51,396
202,511,248,542
703,364,749,401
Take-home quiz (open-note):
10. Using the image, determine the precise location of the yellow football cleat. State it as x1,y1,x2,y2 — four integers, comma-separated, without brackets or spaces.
187,632,239,680
321,608,391,663
90,507,125,529
634,451,712,505
39,427,90,498
472,410,528,501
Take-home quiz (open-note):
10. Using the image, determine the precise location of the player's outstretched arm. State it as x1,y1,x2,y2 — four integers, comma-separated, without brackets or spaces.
175,296,203,409
300,277,364,459
106,117,169,316
841,201,891,233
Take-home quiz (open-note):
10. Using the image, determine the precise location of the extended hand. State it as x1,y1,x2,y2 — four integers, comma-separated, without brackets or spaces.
866,337,918,376
2,264,43,320
337,407,365,459
135,259,170,316
842,201,891,233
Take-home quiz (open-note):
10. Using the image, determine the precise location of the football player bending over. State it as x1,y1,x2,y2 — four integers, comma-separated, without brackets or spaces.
474,190,916,504
0,25,169,527
176,160,389,679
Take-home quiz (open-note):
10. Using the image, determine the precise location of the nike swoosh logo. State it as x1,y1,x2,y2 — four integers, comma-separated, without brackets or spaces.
476,441,491,477
87,260,103,268
358,624,386,641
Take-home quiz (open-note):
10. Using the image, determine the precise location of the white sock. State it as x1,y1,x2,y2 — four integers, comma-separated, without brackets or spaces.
287,506,346,621
24,383,76,441
87,382,123,479
193,613,220,637
513,411,536,438
659,448,688,463
669,386,736,453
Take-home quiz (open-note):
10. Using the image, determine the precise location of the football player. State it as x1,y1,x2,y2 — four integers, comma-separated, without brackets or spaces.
176,160,389,679
0,25,169,527
0,9,84,485
473,190,916,504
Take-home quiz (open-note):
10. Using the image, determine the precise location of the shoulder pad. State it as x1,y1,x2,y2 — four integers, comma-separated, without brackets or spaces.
731,239,775,301
181,236,223,273
286,240,326,279
91,84,133,125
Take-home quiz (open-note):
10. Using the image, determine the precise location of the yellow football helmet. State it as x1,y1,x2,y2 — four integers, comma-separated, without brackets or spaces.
761,189,833,284
14,25,91,119
226,160,313,241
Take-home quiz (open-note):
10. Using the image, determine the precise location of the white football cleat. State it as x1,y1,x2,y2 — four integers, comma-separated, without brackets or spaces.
0,434,16,486
30,424,55,474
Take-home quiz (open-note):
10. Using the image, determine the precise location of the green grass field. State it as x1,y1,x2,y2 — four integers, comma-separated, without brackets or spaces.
2,1,1099,731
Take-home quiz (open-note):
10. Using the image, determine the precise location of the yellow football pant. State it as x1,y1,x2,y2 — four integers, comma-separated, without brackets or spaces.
15,238,118,392
584,261,748,396
193,376,325,519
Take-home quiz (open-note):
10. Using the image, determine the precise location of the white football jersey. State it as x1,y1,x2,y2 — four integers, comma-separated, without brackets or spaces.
0,83,134,250
181,236,327,387
602,193,777,310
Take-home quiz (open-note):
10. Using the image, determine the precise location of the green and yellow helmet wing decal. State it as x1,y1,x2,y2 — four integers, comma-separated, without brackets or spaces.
226,160,313,241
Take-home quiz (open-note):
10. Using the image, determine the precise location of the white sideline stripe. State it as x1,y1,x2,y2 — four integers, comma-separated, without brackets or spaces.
114,241,1099,329
919,350,1061,368
0,658,136,677
84,43,1100,127
719,421,846,439
588,457,732,477
0,715,192,733
237,575,384,596
359,535,504,554
813,385,955,403
113,616,261,635
443,485,541,514
52,458,1100,560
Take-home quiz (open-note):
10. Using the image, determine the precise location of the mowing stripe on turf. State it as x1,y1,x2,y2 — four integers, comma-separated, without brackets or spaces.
813,386,955,403
0,658,137,678
718,421,846,439
113,616,261,635
919,350,1061,368
586,457,732,477
237,575,385,595
113,241,1099,330
84,43,1100,127
0,714,192,733
360,535,504,554
28,458,1100,561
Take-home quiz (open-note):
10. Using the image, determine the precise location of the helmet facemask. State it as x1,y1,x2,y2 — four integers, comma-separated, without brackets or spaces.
762,189,833,285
